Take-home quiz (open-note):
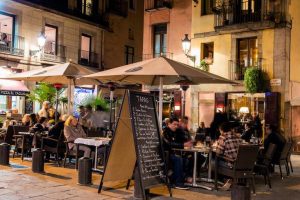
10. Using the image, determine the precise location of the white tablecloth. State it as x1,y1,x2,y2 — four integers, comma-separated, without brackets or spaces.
74,137,110,147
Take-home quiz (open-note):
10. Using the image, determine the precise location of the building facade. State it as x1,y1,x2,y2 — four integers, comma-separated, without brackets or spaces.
142,0,193,119
0,0,144,114
189,0,293,136
142,0,300,141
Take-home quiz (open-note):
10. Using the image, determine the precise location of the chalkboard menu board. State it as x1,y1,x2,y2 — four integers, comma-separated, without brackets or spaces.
99,90,170,199
129,91,167,189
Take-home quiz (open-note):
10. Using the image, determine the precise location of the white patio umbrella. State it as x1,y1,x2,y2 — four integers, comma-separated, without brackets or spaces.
0,62,100,117
85,57,236,127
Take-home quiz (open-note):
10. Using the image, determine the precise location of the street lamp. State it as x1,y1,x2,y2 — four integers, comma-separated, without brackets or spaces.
30,31,46,56
37,32,46,48
182,34,196,66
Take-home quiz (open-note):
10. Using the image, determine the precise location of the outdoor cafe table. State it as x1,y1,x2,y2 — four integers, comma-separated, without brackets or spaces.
173,146,214,191
17,131,48,160
74,137,110,172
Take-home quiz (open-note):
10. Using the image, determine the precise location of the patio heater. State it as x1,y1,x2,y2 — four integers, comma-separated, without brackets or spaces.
176,80,191,117
107,82,115,131
53,83,63,123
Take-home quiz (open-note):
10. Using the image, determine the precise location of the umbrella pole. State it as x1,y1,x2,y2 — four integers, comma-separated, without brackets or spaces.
159,76,163,130
109,90,114,130
55,88,59,124
68,78,72,115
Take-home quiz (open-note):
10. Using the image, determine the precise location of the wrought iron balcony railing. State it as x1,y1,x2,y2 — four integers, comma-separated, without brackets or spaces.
40,42,66,63
228,59,264,81
14,0,109,27
214,0,285,28
0,32,25,56
145,0,173,11
78,50,99,68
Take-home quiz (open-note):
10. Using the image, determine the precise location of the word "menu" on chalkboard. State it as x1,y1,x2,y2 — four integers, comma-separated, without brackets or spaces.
129,92,166,188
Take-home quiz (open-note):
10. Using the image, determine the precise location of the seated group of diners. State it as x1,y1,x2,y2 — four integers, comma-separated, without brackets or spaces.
162,117,287,190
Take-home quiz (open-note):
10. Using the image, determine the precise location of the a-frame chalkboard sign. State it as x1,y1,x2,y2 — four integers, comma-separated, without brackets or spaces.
98,90,171,199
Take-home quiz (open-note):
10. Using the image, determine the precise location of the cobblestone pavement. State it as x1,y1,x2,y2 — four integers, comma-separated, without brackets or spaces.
0,155,300,200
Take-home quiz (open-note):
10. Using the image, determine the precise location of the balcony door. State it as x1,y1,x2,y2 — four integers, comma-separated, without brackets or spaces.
235,0,262,23
44,24,58,55
153,24,167,58
237,37,258,80
80,34,91,65
0,12,14,51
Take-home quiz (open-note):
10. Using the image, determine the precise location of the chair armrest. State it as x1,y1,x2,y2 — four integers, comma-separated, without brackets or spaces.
216,155,235,162
42,137,59,143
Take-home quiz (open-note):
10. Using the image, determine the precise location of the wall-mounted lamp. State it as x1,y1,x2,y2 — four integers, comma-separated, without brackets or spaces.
30,32,46,56
181,34,196,66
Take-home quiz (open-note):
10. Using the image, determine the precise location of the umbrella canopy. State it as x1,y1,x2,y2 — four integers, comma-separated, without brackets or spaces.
85,57,235,85
0,67,29,96
0,62,101,115
0,62,100,85
85,57,236,128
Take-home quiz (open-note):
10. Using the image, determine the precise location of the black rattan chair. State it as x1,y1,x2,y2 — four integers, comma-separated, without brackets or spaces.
254,143,277,189
214,144,259,193
272,142,292,179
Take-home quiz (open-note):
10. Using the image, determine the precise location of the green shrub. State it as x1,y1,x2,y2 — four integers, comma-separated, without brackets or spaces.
244,67,267,93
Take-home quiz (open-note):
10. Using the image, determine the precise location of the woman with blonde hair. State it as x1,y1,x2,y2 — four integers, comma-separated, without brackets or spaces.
22,114,30,126
64,115,91,157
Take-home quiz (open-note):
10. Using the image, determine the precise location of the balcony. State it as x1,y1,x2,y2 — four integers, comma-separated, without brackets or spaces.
145,0,173,11
214,0,285,28
40,42,66,63
229,59,264,81
78,50,99,68
0,32,24,56
14,0,109,28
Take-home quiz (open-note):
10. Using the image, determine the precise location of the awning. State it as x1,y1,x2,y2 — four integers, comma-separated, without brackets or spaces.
0,67,29,96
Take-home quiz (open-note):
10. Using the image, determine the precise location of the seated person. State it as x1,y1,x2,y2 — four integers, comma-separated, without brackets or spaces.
30,117,48,133
162,117,193,190
22,114,30,126
215,122,243,190
29,113,38,127
44,114,69,146
179,116,191,141
43,114,69,160
64,115,91,158
264,124,286,163
241,123,253,142
196,122,208,142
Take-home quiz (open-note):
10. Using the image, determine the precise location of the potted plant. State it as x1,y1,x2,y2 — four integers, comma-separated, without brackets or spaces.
244,67,267,93
199,59,209,72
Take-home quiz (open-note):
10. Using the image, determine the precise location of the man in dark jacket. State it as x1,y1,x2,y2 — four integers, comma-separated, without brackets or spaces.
163,117,193,189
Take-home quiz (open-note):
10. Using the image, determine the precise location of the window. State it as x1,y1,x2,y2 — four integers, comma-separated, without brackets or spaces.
237,37,258,79
201,0,216,15
129,0,136,10
0,12,14,49
81,0,93,16
80,34,92,64
44,24,58,55
201,42,214,64
153,24,167,57
125,46,134,64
